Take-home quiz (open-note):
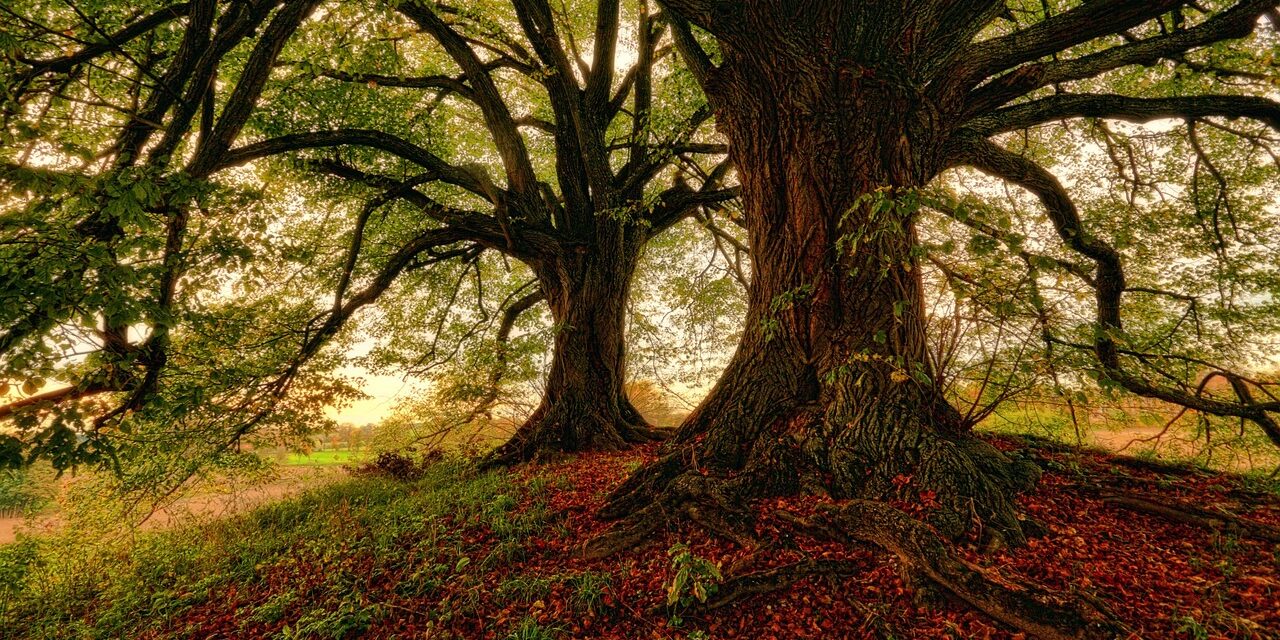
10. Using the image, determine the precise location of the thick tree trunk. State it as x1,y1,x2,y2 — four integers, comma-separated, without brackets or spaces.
487,238,664,464
600,4,1039,546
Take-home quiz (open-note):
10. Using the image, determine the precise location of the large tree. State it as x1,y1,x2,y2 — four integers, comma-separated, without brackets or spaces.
595,0,1280,557
219,0,737,463
0,0,333,472
0,0,736,470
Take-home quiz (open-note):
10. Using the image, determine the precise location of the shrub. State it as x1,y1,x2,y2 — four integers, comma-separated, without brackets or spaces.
351,450,440,481
664,543,722,626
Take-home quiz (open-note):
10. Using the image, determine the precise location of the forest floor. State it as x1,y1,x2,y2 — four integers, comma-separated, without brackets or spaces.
2,435,1278,640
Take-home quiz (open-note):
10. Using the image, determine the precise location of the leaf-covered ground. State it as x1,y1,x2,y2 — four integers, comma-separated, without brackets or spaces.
2,436,1277,640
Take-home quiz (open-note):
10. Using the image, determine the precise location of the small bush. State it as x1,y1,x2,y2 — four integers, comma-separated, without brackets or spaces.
665,543,722,626
351,450,439,481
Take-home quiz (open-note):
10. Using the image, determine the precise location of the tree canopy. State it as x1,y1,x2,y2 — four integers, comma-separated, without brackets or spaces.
4,1,1280,637
0,0,738,480
0,0,1277,548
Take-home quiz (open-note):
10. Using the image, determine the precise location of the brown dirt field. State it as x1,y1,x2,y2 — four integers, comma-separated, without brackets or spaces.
0,465,344,545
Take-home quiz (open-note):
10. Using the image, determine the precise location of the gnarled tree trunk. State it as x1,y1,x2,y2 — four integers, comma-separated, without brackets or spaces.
599,3,1038,546
488,236,665,464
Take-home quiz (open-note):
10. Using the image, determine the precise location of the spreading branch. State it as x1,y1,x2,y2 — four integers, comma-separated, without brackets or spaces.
962,0,1275,115
968,93,1280,135
951,132,1280,449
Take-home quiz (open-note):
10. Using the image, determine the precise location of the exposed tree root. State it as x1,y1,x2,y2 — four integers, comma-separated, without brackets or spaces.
596,422,1043,552
779,502,1126,640
588,407,1113,635
583,472,760,559
648,559,865,616
588,454,1120,637
481,404,669,469
1082,486,1280,543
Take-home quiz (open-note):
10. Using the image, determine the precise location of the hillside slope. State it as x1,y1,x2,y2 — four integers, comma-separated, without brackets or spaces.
1,437,1277,639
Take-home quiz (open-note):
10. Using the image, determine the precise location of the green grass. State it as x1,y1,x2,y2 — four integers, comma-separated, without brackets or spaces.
0,455,552,640
0,468,51,517
283,449,366,466
503,617,561,640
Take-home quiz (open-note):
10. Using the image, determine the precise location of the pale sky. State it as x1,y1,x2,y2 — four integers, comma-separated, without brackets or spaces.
324,369,421,425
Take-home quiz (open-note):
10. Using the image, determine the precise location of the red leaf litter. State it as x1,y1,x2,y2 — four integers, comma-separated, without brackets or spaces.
148,438,1280,639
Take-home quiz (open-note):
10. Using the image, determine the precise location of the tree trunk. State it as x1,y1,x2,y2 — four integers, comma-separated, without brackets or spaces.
600,4,1039,545
487,237,664,464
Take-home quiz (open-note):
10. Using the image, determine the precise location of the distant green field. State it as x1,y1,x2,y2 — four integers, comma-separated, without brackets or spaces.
283,450,366,466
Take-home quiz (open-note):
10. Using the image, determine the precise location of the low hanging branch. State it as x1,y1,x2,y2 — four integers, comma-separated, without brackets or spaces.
952,132,1280,451
0,0,320,441
448,286,547,429
1076,485,1280,543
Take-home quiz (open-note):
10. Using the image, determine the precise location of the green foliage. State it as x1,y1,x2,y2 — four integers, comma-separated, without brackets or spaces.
760,284,814,341
664,542,722,626
0,467,48,515
504,617,560,640
566,570,612,615
0,0,728,490
1175,614,1210,640
247,589,299,624
283,597,382,640
496,575,555,603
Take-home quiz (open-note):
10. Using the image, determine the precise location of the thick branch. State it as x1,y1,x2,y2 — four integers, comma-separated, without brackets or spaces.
220,128,487,196
666,11,716,90
314,161,562,262
958,0,1185,87
188,0,320,176
964,0,1275,114
298,65,473,97
584,0,620,110
0,381,116,422
16,3,191,76
654,0,735,37
969,94,1280,135
649,186,739,237
397,1,541,202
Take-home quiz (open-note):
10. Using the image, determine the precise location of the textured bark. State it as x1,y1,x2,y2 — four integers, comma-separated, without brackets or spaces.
600,1,1038,547
487,233,665,464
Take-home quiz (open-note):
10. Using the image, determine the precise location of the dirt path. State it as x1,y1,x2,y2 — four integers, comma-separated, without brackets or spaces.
0,466,345,545
0,516,21,545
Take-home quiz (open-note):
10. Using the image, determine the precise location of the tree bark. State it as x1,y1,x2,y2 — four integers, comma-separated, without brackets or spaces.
487,235,664,464
600,2,1039,546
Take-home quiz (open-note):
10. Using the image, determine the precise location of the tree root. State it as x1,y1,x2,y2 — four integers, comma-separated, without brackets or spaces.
1082,486,1280,543
779,502,1126,640
619,421,675,443
591,448,1123,637
647,559,865,616
583,472,760,559
481,413,668,470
